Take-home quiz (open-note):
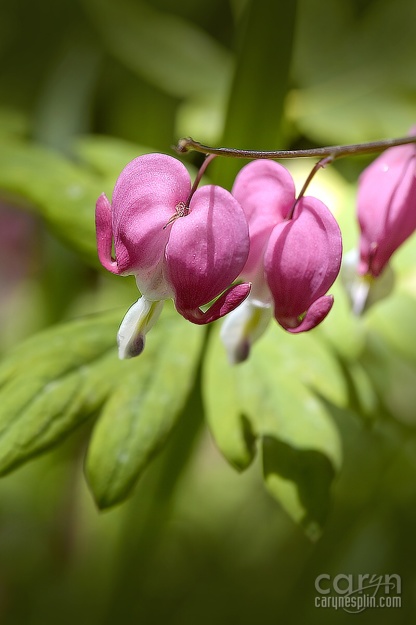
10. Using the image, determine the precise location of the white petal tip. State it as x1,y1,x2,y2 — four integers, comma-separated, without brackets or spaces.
118,333,145,359
116,297,164,359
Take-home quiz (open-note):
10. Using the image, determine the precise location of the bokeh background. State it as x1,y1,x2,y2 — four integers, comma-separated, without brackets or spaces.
1,0,416,623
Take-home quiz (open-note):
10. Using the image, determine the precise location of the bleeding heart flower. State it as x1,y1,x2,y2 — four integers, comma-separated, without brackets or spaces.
222,160,342,363
357,139,416,277
96,153,250,357
264,196,342,332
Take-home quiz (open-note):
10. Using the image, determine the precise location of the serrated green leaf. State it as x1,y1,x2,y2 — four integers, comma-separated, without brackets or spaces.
0,139,104,265
203,325,342,535
0,310,123,474
85,307,204,509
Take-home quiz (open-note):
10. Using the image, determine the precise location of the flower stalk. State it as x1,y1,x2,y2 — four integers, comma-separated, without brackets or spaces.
176,134,416,162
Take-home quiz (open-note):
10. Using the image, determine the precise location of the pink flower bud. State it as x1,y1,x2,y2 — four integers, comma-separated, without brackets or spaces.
357,140,416,277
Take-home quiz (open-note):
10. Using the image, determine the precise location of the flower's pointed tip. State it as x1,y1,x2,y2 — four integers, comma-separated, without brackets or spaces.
179,282,251,325
220,296,273,365
222,336,251,365
221,325,251,364
280,295,334,334
116,297,164,359
230,340,251,365
118,333,145,359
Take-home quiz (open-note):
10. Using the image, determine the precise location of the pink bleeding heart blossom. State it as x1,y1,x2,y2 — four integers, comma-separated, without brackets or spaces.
264,195,342,333
222,160,342,362
357,138,416,277
96,153,250,357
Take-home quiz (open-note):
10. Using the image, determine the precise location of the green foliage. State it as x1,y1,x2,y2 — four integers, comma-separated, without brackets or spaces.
0,303,203,508
0,311,120,474
214,0,297,187
0,0,415,535
82,0,232,100
73,135,152,181
204,324,343,538
291,0,416,143
1,0,416,622
0,139,103,265
86,306,204,508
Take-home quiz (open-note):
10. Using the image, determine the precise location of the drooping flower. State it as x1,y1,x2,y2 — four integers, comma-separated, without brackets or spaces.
96,153,250,357
264,196,342,332
357,139,416,278
221,160,342,362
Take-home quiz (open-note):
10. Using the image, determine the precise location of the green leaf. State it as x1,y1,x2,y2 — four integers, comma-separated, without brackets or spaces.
257,322,347,408
314,281,366,362
82,0,232,99
72,134,200,188
33,40,101,152
175,92,228,147
0,303,205,507
262,436,336,542
73,134,152,182
203,327,257,471
365,293,416,365
342,360,379,421
0,139,104,265
290,0,416,143
360,301,416,427
0,106,29,139
85,306,204,509
0,310,122,475
203,324,342,537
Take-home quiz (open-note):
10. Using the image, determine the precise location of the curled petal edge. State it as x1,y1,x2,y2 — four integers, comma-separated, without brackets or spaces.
178,283,251,326
95,193,120,274
278,295,334,334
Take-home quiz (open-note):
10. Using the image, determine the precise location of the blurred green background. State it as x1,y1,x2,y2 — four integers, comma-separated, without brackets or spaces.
1,0,416,623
